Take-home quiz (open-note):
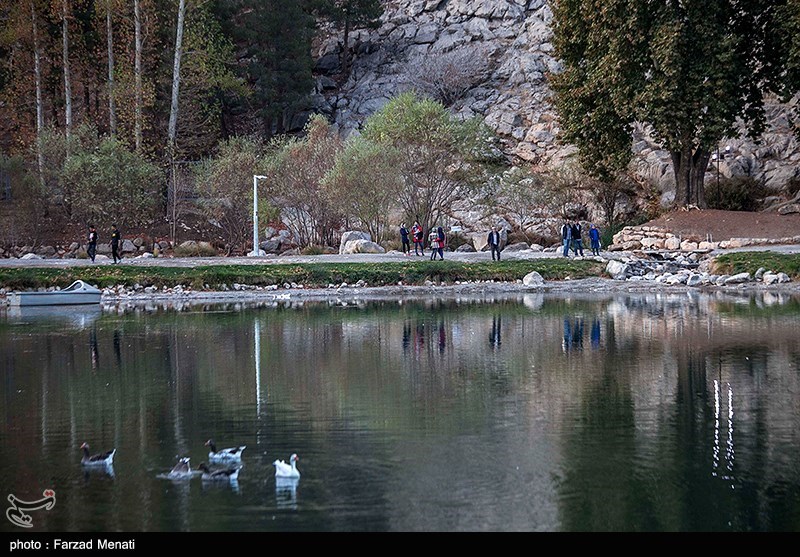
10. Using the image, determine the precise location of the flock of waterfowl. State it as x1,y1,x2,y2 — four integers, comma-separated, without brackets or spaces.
79,439,300,483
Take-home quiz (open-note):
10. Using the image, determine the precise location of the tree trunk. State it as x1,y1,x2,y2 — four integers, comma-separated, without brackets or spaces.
671,146,710,209
134,0,142,151
106,0,116,135
61,0,72,142
31,2,44,188
342,12,351,76
167,0,186,150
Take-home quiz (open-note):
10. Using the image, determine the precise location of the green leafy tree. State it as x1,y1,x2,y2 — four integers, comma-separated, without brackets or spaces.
61,136,159,227
324,135,402,243
551,0,791,209
362,91,489,236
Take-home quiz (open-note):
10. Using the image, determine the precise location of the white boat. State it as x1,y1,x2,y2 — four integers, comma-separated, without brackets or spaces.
7,280,102,307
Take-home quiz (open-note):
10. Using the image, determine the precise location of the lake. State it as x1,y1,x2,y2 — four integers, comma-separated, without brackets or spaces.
1,290,799,532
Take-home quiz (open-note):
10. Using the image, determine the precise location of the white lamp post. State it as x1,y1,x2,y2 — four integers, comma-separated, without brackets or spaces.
249,175,267,257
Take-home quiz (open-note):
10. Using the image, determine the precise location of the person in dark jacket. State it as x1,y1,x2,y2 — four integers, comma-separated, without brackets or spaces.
412,221,424,256
487,226,502,261
87,225,98,263
400,223,410,256
111,223,122,264
570,220,584,256
436,226,446,260
589,223,601,256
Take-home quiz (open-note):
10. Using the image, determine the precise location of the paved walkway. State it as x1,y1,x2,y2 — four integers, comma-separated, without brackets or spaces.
0,243,798,269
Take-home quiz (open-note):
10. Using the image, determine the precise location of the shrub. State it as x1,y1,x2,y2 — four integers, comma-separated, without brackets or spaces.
705,176,767,211
173,242,218,257
301,244,325,255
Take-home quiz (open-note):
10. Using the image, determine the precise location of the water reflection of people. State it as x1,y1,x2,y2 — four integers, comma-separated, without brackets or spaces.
438,321,446,353
90,326,99,370
490,315,502,349
591,318,601,349
113,329,122,367
403,322,412,353
562,317,584,352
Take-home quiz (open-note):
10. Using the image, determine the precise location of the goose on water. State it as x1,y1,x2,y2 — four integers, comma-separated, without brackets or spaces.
273,454,300,478
80,442,116,466
167,457,192,478
198,462,242,481
205,439,246,462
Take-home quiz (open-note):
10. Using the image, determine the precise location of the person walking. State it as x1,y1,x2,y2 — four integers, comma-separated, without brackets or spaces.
412,221,424,256
429,228,439,260
571,220,584,257
400,222,411,256
589,223,601,256
560,219,572,257
87,224,98,263
487,226,502,261
111,223,122,264
435,226,446,260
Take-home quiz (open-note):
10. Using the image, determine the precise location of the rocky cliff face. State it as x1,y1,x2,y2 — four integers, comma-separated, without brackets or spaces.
311,0,799,202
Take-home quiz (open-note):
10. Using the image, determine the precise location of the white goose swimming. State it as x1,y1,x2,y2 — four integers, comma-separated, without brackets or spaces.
167,457,193,478
205,439,246,462
273,453,300,478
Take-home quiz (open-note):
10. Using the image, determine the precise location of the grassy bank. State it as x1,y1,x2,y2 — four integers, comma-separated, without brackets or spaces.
712,253,800,278
0,259,606,291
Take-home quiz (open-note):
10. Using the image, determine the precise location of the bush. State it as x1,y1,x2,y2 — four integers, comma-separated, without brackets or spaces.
301,244,325,255
173,242,218,257
705,176,767,211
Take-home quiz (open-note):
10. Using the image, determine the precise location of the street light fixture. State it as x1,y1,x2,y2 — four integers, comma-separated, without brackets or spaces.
249,175,268,257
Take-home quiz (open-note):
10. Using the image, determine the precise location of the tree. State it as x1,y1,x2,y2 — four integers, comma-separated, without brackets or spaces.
194,136,266,254
105,0,116,134
31,1,45,186
362,91,489,236
409,45,492,106
167,0,186,153
60,0,73,142
227,0,315,135
263,115,343,246
490,166,549,240
61,136,159,226
315,0,383,76
551,0,792,209
134,0,143,151
324,135,402,243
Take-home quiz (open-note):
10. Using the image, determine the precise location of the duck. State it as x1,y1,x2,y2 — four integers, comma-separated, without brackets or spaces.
205,439,246,462
167,457,192,478
80,442,116,466
273,453,300,478
198,462,242,481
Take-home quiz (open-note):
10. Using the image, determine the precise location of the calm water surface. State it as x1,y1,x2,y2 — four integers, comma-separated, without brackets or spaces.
1,291,799,532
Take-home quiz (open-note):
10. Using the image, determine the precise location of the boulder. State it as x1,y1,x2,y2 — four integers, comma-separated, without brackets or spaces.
121,239,137,253
680,240,698,251
754,267,766,280
777,203,800,215
279,248,301,257
20,253,42,260
35,245,56,257
698,241,717,251
503,242,529,252
724,272,751,285
97,243,112,255
260,239,282,253
606,260,629,280
341,239,385,254
522,271,545,286
686,274,702,287
133,237,144,248
777,272,791,283
664,237,681,250
455,243,476,252
762,272,778,285
339,231,371,254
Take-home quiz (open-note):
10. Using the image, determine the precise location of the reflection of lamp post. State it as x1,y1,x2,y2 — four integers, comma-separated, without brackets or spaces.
250,175,267,257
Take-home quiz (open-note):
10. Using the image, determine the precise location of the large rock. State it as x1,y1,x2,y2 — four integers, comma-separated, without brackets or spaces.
522,271,545,286
503,241,529,252
455,243,476,252
35,245,56,257
339,231,371,254
724,272,751,285
121,239,137,253
664,237,681,250
20,253,42,260
778,203,800,215
260,239,282,253
606,260,630,280
341,239,385,254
